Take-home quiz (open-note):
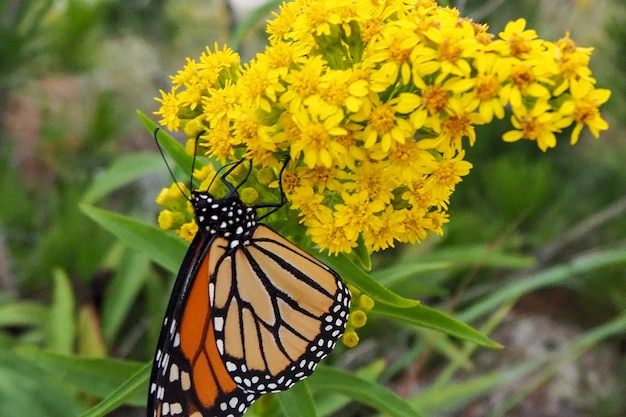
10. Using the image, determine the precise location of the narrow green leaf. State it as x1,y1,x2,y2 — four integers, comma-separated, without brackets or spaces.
308,366,424,417
101,251,151,345
0,299,47,328
316,361,387,417
372,303,500,348
409,361,534,414
229,0,283,51
48,268,76,355
81,204,186,273
317,252,418,308
374,245,533,287
278,381,318,417
423,329,474,370
457,247,626,323
82,152,165,204
79,363,151,417
0,350,83,417
17,346,146,408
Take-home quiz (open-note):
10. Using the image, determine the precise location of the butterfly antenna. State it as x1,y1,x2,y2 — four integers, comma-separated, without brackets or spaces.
189,133,200,194
154,128,190,200
255,157,290,221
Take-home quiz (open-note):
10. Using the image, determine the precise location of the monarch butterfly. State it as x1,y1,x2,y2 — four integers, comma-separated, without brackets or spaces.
148,133,351,417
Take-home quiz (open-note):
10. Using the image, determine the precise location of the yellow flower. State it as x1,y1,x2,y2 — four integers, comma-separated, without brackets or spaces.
238,56,283,112
342,160,396,204
178,221,198,242
421,17,476,78
307,210,357,255
365,19,421,89
266,1,301,43
199,126,235,163
553,31,594,95
502,100,570,151
470,52,509,123
281,56,326,113
435,96,484,152
500,63,554,110
496,18,546,59
201,83,237,129
342,329,360,348
355,94,413,152
154,89,181,131
302,166,343,193
305,68,369,118
426,210,449,235
560,80,611,144
157,210,187,230
291,106,347,168
428,151,473,193
334,191,384,241
388,141,435,184
288,185,326,223
362,206,406,252
399,207,432,244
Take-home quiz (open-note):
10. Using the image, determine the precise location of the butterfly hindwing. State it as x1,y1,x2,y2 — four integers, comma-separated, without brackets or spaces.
211,225,351,394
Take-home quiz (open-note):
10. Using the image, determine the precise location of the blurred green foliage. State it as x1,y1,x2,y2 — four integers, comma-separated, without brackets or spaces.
0,1,625,417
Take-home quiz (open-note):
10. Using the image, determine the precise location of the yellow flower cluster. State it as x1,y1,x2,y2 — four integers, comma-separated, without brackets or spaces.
154,0,610,255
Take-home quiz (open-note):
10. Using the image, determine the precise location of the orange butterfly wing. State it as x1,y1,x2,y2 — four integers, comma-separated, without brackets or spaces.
147,233,258,417
210,225,350,394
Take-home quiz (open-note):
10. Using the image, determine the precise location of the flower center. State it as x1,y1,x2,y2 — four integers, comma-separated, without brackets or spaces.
370,103,396,135
423,86,449,114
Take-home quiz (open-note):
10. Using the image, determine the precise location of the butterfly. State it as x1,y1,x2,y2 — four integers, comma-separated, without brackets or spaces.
147,135,351,417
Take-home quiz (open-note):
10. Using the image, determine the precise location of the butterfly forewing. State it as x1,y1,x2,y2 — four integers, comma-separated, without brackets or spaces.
148,233,258,417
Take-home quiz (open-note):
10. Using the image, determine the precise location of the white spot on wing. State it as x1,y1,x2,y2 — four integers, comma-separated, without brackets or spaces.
169,363,180,382
214,316,224,331
180,371,191,391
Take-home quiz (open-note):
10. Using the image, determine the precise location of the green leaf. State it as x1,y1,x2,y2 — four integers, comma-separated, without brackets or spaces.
48,268,76,354
229,0,283,51
101,251,151,345
79,363,150,417
82,152,165,204
17,347,146,407
317,252,418,308
81,204,186,273
372,302,500,348
278,380,318,417
0,349,83,417
457,247,626,323
375,245,534,287
315,360,386,417
0,299,47,329
409,361,534,415
308,366,424,417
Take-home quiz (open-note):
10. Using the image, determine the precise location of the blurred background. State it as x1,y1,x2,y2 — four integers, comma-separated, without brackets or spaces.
0,0,625,416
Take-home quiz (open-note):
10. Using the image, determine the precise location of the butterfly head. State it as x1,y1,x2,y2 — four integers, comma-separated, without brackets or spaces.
191,191,257,243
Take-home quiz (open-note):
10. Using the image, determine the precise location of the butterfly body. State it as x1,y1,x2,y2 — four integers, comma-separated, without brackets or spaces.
148,169,350,417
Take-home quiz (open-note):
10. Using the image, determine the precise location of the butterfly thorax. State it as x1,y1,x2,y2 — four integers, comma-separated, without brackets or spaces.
192,191,257,247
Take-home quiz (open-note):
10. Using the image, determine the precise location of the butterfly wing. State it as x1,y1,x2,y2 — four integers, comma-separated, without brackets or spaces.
147,232,258,417
210,225,351,394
